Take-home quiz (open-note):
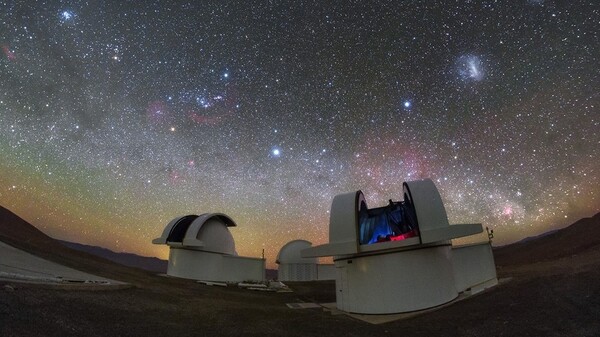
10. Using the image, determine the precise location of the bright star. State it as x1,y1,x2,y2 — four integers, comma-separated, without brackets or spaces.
404,101,411,108
271,147,281,157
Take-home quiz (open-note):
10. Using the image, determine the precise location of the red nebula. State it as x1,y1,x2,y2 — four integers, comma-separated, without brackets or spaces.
1,45,16,61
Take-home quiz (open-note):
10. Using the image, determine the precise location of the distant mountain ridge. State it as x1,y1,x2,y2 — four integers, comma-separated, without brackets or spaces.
493,212,600,266
510,228,560,244
58,240,168,274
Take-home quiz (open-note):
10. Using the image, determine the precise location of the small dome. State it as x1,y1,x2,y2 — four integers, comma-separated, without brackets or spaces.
276,240,317,264
194,217,236,255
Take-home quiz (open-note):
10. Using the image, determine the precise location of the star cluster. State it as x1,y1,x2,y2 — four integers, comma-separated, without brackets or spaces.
0,1,598,267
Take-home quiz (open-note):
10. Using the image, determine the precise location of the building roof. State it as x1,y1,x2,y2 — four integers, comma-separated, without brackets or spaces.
152,213,237,255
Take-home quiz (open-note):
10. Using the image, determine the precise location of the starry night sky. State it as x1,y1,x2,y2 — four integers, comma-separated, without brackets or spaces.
1,1,598,267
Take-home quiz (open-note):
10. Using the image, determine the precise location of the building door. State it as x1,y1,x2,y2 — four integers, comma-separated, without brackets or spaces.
336,263,349,311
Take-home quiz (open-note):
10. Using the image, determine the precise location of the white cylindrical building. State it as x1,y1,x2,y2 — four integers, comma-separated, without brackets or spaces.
302,179,497,314
152,213,265,283
276,240,318,281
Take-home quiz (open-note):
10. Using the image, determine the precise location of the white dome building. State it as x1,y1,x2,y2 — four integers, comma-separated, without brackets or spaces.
276,240,334,281
152,213,265,283
302,179,497,314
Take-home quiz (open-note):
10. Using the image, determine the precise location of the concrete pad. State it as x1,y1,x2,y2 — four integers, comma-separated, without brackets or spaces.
0,240,126,286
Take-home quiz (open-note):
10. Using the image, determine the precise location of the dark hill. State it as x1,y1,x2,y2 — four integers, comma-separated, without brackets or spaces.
0,205,172,287
0,205,58,248
493,212,600,266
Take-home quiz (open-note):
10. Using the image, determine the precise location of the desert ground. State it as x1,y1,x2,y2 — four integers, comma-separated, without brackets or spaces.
1,206,599,337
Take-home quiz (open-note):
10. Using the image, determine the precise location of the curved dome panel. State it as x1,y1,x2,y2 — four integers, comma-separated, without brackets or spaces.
152,214,198,245
194,217,236,255
277,240,317,264
403,179,448,232
167,215,200,242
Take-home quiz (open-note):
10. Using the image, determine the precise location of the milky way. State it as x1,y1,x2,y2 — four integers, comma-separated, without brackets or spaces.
0,1,598,267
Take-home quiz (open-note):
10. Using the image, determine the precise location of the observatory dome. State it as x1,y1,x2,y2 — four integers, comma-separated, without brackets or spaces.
152,213,237,255
194,216,236,255
152,212,264,283
276,240,317,264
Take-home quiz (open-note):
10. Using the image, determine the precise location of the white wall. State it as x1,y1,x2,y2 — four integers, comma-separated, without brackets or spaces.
222,255,265,282
452,242,497,293
277,263,317,281
167,248,264,283
334,245,458,314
